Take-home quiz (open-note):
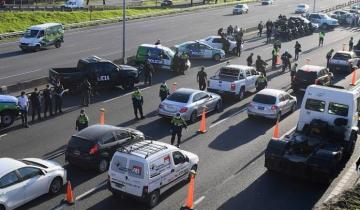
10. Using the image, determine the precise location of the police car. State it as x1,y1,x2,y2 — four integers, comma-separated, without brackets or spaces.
175,41,225,61
199,36,238,55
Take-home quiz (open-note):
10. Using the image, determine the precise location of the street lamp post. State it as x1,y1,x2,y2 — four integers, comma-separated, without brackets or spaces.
313,0,316,12
122,0,126,64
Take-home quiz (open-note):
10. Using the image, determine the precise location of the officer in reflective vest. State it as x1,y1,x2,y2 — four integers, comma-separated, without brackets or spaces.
132,88,145,120
256,73,267,91
319,31,325,47
159,82,170,101
76,109,89,131
170,113,187,148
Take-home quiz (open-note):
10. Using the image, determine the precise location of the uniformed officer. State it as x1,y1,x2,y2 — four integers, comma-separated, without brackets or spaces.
132,88,145,120
294,41,301,61
247,53,254,66
319,31,325,47
290,63,298,82
179,52,188,74
54,80,64,114
256,55,268,77
76,109,89,131
30,88,41,122
159,82,170,101
349,37,354,51
144,60,154,85
271,47,279,70
80,78,91,107
42,84,53,118
326,49,334,68
197,66,207,91
256,73,267,91
170,113,187,148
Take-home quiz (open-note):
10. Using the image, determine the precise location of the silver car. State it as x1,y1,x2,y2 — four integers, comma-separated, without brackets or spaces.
158,88,222,122
247,89,297,120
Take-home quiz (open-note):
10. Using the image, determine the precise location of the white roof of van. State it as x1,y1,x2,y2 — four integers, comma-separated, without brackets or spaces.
28,23,62,30
306,85,356,97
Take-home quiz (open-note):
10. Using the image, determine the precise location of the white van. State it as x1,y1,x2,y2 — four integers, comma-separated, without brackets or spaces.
108,140,199,207
62,0,84,9
19,23,64,52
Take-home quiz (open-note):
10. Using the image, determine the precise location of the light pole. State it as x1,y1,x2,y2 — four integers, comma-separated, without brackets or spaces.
313,0,316,12
122,0,126,64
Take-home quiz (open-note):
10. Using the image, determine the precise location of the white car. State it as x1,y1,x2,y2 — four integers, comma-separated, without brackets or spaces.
233,4,249,14
200,36,239,54
307,13,339,29
352,3,360,10
0,158,66,210
295,4,309,14
261,0,273,5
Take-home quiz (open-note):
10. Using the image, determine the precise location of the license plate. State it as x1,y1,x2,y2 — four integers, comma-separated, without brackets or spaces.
73,150,80,156
257,106,265,110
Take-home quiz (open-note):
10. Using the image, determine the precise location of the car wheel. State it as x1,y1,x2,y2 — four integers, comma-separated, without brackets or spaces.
0,205,5,210
190,111,197,123
55,41,61,48
0,111,15,127
98,159,109,173
49,177,63,195
147,190,160,208
213,54,221,62
122,78,135,91
215,100,223,112
238,88,245,101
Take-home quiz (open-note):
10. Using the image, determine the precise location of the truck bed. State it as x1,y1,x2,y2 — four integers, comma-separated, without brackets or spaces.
209,75,238,82
49,67,79,75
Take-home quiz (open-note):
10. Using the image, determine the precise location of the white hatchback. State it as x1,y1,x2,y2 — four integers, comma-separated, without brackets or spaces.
0,158,67,210
295,4,309,13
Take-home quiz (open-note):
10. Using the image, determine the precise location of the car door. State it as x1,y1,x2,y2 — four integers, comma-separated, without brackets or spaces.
212,38,223,49
162,50,172,70
193,92,209,115
0,171,25,209
245,69,255,90
199,44,213,59
187,43,200,58
101,132,118,157
171,151,191,183
18,167,49,203
283,93,293,113
149,153,173,194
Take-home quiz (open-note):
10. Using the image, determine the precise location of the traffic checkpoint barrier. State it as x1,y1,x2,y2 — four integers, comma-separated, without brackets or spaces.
180,170,197,210
99,108,105,124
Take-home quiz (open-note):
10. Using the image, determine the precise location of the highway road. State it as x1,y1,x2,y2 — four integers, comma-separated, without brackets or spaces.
0,0,351,86
0,23,359,210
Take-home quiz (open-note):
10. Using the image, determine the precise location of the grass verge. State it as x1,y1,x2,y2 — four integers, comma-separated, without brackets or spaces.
321,184,360,210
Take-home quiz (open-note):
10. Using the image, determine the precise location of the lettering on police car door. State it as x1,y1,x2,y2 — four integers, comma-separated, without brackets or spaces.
97,75,110,81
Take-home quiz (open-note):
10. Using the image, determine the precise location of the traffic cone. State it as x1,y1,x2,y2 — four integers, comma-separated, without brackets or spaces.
172,82,177,92
99,108,105,125
273,120,280,139
351,70,356,86
65,181,74,205
182,170,197,210
198,109,207,133
275,55,281,65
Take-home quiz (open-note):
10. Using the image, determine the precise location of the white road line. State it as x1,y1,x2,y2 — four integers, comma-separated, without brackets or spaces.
194,195,206,206
0,68,42,80
102,86,152,103
0,134,7,138
209,107,247,128
75,181,107,201
46,151,65,160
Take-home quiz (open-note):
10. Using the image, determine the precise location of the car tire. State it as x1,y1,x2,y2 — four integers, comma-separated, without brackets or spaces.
147,190,160,208
98,159,109,173
49,177,63,195
213,54,221,62
0,205,5,210
122,78,135,91
238,88,245,101
0,111,15,127
215,100,223,112
55,41,61,48
190,111,198,123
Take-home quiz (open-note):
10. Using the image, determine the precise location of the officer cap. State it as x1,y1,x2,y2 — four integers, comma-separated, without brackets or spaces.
80,109,85,113
176,113,180,117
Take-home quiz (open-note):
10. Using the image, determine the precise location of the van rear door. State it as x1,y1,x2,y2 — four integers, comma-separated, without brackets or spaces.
126,159,146,197
109,154,128,192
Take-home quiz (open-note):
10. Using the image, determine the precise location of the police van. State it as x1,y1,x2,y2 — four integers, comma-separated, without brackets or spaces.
19,23,64,52
108,140,199,207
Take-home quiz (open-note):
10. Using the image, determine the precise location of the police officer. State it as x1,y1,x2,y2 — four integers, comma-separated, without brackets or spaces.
170,113,187,148
155,39,161,45
256,55,268,77
319,31,325,47
290,63,298,82
349,37,354,51
197,66,207,91
179,52,188,74
247,53,254,66
18,91,29,128
256,73,267,91
272,47,279,70
54,80,64,114
30,88,41,122
172,49,180,73
258,21,263,37
80,78,91,106
235,36,242,57
42,84,53,118
76,109,89,131
326,49,334,68
132,88,145,120
144,60,154,85
159,82,170,101
294,41,301,61
281,51,292,72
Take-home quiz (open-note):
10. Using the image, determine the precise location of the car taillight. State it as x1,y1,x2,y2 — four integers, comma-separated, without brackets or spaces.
179,107,188,113
315,79,319,85
271,105,278,110
231,83,236,91
89,144,99,155
143,186,148,194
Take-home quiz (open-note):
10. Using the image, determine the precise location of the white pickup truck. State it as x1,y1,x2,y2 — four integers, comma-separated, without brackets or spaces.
207,65,260,100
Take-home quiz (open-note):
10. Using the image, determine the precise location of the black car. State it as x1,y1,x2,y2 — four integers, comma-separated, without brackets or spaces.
329,51,360,74
292,65,333,93
161,0,173,7
65,124,144,172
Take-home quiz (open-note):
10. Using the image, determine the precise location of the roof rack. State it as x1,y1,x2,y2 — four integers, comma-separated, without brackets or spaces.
117,139,167,159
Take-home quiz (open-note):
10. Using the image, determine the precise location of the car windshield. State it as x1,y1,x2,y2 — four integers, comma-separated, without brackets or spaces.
333,53,351,60
298,5,305,8
253,94,276,104
296,70,317,81
167,92,190,103
24,29,39,38
236,5,243,8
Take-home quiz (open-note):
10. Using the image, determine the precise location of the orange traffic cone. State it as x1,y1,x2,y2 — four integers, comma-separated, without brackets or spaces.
66,181,74,205
351,70,357,86
273,120,280,139
275,55,281,65
182,170,197,210
198,109,207,133
172,82,177,92
99,108,105,125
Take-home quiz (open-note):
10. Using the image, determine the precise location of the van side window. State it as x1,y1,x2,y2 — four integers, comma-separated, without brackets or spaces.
245,70,251,77
101,132,115,144
328,102,349,117
172,151,186,165
305,98,325,112
110,156,127,174
38,30,45,37
128,160,144,179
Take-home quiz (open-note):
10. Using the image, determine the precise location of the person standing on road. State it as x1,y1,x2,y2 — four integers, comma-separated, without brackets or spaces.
76,109,89,131
281,51,292,72
235,36,243,57
256,73,267,91
144,60,154,85
257,21,263,37
197,66,208,91
318,31,325,47
132,87,145,120
18,91,29,128
54,80,64,114
290,63,298,82
159,82,170,101
42,84,53,118
80,78,91,107
256,55,268,77
30,88,41,122
271,47,280,70
349,37,354,51
247,53,254,66
326,49,334,68
170,113,187,148
294,41,301,61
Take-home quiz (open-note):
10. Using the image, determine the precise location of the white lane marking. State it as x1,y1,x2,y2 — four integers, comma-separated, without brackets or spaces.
194,195,206,206
209,107,247,128
102,86,152,103
0,134,7,138
0,68,42,80
75,181,107,201
45,150,66,160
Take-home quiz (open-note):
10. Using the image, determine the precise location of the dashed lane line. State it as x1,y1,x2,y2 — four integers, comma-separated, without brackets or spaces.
194,195,206,206
0,68,42,80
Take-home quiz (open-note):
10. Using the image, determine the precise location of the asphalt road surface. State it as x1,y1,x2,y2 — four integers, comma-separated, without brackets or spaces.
0,0,351,86
0,19,359,210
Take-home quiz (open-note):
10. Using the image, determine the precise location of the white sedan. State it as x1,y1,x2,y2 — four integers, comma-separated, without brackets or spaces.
200,36,239,54
295,4,309,14
0,158,67,210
